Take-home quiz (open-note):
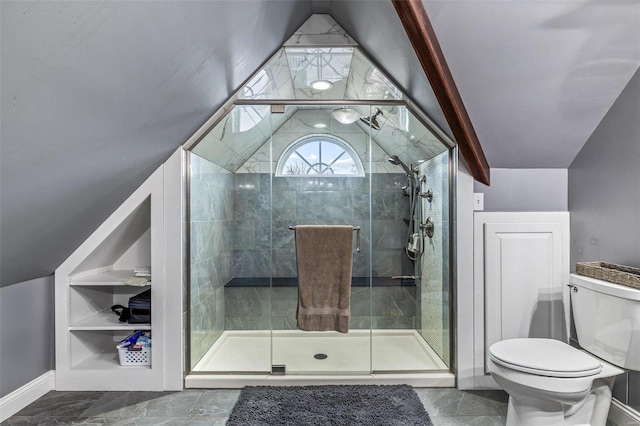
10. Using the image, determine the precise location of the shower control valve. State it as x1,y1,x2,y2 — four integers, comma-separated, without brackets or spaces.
419,189,433,202
420,217,435,239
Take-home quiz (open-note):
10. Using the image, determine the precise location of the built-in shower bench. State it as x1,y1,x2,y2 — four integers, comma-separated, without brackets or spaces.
223,277,417,330
225,277,416,287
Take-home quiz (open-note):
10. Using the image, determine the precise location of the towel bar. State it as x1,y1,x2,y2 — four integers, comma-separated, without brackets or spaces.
289,225,361,252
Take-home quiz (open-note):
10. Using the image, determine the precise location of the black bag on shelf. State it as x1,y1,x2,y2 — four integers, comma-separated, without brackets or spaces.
111,304,130,322
127,289,151,324
111,289,151,324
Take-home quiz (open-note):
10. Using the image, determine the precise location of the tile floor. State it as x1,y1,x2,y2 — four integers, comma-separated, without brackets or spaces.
2,388,509,425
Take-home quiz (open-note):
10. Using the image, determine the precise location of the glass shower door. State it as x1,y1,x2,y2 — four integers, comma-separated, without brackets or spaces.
368,105,452,373
270,104,372,375
188,105,273,374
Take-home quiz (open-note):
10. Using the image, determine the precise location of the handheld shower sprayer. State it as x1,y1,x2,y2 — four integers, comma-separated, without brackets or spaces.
387,155,431,260
387,155,413,176
388,154,424,261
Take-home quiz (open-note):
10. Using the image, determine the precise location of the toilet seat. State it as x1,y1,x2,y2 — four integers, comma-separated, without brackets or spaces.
489,338,602,378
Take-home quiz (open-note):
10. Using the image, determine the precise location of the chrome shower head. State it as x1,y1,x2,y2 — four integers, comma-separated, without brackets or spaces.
388,155,401,165
360,108,383,131
388,155,412,175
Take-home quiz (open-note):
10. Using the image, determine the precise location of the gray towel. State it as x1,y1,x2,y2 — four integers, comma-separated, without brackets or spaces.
294,225,353,333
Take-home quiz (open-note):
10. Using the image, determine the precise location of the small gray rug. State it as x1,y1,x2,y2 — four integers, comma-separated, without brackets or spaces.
226,384,433,426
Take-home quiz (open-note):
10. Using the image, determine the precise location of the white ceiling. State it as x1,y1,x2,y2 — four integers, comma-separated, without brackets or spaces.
1,0,638,285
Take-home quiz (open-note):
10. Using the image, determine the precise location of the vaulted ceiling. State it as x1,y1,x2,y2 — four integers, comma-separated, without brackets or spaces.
2,0,639,286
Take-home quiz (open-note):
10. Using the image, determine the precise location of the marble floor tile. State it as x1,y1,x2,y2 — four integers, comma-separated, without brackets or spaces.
3,388,508,426
431,415,506,426
102,417,227,426
186,389,241,417
80,392,160,418
141,391,203,417
2,417,108,425
13,391,106,417
456,390,508,417
415,388,465,417
416,388,508,420
81,391,202,418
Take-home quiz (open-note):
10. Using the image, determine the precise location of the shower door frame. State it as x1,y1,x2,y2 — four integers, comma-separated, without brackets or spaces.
184,99,458,381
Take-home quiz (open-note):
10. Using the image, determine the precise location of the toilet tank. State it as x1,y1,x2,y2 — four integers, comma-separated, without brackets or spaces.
570,273,640,370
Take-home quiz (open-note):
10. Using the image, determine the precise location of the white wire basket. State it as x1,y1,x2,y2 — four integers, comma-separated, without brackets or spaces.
117,346,151,366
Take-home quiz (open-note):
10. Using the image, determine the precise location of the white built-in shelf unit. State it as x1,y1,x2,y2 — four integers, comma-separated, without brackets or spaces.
55,168,166,390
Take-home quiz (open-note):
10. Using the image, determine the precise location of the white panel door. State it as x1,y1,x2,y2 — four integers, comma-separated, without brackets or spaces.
484,222,565,371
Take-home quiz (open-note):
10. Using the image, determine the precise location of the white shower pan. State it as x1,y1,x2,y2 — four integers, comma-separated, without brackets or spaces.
186,329,454,388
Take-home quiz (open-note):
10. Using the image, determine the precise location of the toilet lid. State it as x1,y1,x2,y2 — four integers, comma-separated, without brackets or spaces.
489,338,602,378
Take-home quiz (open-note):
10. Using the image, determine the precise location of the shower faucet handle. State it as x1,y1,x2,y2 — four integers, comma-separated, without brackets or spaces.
420,217,435,238
419,189,433,202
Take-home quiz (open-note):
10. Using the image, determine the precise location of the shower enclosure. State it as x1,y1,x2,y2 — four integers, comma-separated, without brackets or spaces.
185,42,454,386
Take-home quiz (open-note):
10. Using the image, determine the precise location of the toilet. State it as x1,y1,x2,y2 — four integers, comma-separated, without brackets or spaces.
488,274,640,426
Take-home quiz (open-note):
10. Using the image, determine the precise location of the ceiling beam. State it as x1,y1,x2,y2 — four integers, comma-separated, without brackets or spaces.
392,0,490,185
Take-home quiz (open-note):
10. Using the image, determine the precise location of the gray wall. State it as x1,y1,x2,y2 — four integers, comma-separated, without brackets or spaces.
0,276,55,397
0,1,312,287
474,168,568,212
569,68,640,269
568,67,640,413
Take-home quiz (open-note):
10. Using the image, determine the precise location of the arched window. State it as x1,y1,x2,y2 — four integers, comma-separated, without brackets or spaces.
276,135,364,176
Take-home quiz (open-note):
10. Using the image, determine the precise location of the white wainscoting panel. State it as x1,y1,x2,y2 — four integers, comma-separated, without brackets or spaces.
484,222,564,370
473,212,569,388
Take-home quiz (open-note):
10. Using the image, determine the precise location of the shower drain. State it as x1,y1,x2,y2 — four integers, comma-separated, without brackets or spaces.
314,353,328,360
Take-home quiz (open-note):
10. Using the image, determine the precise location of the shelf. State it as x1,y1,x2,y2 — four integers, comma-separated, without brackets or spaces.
70,310,151,331
72,351,151,371
70,270,150,286
55,165,176,391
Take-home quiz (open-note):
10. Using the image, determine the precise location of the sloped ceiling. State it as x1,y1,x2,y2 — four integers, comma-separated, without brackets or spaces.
333,1,640,168
421,0,640,168
2,0,639,286
0,0,312,286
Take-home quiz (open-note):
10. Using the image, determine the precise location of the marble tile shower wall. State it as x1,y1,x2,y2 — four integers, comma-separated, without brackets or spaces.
418,151,450,366
227,172,415,330
189,154,234,367
225,285,417,330
231,173,410,279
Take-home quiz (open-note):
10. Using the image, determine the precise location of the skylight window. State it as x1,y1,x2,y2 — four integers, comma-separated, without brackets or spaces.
276,135,364,177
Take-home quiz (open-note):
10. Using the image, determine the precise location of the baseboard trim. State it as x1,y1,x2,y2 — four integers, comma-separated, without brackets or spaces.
609,398,640,426
0,371,55,422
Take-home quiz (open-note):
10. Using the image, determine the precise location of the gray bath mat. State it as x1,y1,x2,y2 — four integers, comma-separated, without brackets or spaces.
226,384,433,426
